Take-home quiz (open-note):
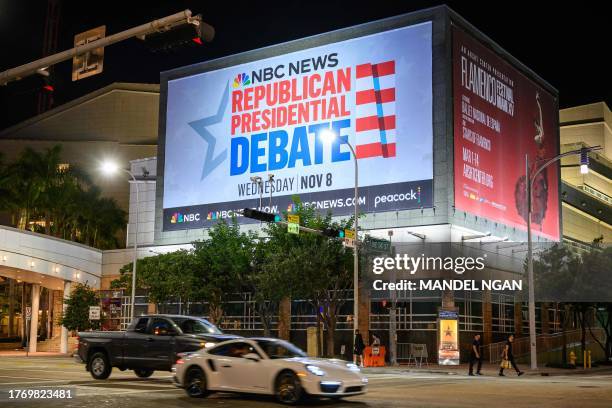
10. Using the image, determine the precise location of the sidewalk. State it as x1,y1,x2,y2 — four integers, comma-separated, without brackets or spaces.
0,350,71,357
361,362,612,377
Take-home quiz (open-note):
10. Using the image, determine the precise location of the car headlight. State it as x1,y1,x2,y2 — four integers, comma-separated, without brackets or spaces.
346,363,361,372
199,342,216,349
306,365,326,376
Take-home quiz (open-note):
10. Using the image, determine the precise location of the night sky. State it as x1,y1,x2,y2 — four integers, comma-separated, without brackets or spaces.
0,0,609,131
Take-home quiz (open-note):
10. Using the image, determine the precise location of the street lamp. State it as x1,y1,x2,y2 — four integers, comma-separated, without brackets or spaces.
319,128,360,335
101,160,140,324
250,176,263,210
525,145,601,369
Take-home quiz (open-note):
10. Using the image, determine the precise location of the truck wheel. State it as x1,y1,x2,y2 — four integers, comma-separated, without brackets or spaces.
275,371,303,404
134,369,154,378
89,352,112,380
184,367,209,398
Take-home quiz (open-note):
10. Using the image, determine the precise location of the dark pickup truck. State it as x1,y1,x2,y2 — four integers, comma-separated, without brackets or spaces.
76,314,240,379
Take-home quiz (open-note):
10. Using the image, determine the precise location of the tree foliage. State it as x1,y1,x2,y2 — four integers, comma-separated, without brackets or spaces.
113,197,355,357
533,244,612,360
0,145,126,249
60,283,101,331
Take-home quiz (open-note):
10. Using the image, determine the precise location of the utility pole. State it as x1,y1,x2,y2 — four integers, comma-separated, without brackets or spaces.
0,9,214,85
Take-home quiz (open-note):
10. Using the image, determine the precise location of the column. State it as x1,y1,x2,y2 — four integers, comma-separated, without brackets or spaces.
29,284,40,353
60,281,71,354
482,290,493,345
8,278,15,337
277,297,291,340
514,302,523,336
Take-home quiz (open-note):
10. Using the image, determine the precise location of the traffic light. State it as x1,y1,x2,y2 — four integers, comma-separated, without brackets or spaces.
322,227,345,238
142,15,215,52
6,71,54,95
242,208,281,223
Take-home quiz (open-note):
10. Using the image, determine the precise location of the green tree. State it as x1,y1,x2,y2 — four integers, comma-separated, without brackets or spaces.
264,199,354,357
533,244,612,361
191,220,253,324
112,250,197,312
60,283,101,331
244,237,290,337
0,145,125,249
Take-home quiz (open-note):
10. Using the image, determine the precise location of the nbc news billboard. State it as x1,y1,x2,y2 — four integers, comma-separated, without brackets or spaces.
161,21,433,231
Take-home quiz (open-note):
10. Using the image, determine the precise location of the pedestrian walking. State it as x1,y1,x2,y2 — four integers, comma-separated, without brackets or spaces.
499,334,524,376
353,329,365,367
468,333,482,376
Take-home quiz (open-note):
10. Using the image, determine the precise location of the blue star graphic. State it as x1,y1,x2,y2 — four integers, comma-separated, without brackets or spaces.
188,82,229,180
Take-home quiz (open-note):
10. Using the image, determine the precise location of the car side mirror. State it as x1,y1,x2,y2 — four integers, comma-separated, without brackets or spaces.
244,353,260,362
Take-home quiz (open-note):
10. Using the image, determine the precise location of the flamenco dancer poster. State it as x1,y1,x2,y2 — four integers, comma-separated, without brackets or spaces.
452,26,560,240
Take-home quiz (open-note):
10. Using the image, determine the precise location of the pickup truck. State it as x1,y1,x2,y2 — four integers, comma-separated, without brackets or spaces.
76,314,240,379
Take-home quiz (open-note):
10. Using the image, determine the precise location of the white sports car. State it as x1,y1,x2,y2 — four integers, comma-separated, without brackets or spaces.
172,337,367,404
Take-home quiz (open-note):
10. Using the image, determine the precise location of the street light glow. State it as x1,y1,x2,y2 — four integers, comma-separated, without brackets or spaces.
101,161,119,175
580,164,589,174
319,128,337,144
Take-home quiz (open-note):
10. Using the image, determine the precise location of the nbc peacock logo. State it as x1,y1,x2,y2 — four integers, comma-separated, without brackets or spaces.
233,73,251,88
170,212,183,224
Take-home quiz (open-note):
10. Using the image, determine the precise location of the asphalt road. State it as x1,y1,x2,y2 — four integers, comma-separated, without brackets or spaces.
0,356,611,408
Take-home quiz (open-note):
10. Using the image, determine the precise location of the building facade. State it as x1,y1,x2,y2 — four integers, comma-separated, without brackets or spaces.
1,7,609,362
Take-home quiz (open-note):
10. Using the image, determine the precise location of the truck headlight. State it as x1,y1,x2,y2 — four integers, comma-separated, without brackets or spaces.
306,365,326,376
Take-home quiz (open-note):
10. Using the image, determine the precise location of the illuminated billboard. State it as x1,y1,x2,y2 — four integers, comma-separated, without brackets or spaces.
453,26,560,240
161,22,433,230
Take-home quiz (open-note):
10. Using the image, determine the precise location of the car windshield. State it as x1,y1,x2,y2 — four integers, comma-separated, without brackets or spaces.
172,317,222,334
256,339,307,359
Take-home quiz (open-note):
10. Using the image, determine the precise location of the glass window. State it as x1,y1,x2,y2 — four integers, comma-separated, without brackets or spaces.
149,318,176,335
172,317,221,334
133,317,149,333
256,340,306,359
208,342,259,358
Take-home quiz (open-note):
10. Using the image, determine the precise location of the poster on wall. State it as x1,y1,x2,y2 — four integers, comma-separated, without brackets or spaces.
452,26,560,240
438,312,459,365
161,22,433,231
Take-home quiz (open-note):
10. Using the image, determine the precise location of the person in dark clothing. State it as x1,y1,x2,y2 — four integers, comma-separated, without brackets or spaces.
468,334,482,376
353,329,365,367
499,334,524,376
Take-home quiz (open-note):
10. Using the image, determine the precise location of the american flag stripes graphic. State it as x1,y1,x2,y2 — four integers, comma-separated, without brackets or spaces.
354,60,396,159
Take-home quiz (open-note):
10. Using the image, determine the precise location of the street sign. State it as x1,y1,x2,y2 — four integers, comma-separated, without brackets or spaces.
89,306,101,320
344,229,355,239
344,238,356,248
25,306,31,321
72,26,106,81
364,236,391,253
288,223,300,234
287,214,300,235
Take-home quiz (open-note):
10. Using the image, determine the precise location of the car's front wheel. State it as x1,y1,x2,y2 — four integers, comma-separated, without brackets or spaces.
275,371,303,405
134,369,154,378
89,352,112,380
184,367,209,398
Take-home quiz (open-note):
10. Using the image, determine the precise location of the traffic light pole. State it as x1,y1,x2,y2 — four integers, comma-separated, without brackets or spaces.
0,9,207,85
343,141,359,337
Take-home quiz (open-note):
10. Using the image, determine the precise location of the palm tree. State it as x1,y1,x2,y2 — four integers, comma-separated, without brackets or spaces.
0,144,127,249
0,154,12,213
6,148,47,230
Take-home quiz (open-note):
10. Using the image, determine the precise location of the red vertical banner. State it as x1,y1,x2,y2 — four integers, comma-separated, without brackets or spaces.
452,26,560,240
